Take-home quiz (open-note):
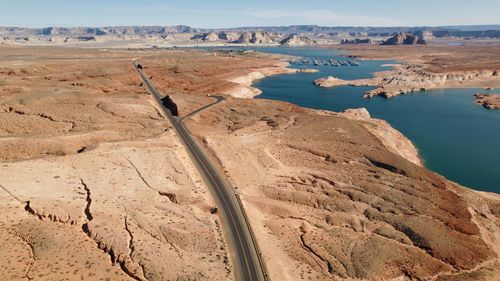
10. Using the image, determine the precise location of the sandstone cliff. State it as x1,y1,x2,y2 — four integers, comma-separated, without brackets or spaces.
381,32,427,45
236,31,276,44
191,31,240,42
279,34,316,46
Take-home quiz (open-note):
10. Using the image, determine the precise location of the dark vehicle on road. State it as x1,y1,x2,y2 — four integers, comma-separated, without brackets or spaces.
161,95,179,116
136,64,143,69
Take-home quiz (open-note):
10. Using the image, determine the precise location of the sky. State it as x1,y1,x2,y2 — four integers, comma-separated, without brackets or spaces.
1,0,499,28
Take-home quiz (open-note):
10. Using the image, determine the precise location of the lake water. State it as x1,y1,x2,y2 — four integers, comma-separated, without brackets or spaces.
228,47,499,193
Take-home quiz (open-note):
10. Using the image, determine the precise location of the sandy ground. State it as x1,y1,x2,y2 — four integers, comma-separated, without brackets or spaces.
1,45,499,281
137,48,302,99
0,46,232,280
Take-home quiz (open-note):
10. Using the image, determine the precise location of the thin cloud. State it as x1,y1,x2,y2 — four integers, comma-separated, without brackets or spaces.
104,6,399,27
245,9,399,26
105,5,233,15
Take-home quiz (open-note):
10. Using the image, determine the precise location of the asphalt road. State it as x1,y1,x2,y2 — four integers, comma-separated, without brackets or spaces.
181,95,226,121
134,62,266,281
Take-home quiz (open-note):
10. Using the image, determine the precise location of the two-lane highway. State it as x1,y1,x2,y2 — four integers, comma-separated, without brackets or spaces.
134,62,267,281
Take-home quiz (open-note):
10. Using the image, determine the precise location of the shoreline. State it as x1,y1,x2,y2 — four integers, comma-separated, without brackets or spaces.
315,63,500,99
226,47,500,192
224,54,318,98
183,86,500,281
225,50,424,167
326,45,500,99
474,93,500,109
224,46,499,101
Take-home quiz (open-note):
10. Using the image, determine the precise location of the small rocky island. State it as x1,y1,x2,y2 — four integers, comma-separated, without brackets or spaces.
474,93,500,109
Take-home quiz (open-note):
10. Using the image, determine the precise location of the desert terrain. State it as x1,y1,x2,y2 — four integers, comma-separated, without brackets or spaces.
183,98,500,281
0,46,236,280
1,44,499,281
142,49,500,280
315,45,500,99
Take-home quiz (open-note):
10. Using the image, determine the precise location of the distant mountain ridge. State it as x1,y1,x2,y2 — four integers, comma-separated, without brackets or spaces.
1,24,500,45
0,25,205,37
1,24,500,37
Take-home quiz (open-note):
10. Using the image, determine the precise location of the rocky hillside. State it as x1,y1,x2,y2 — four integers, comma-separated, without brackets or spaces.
182,96,500,281
381,32,427,45
236,31,277,44
191,31,240,42
280,34,317,45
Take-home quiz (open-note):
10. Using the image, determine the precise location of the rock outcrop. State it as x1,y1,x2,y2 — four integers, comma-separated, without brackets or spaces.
314,76,350,87
381,32,427,45
191,31,240,42
363,64,500,98
279,34,316,46
339,108,422,166
191,32,220,41
341,38,372,44
218,31,240,41
236,31,275,44
474,93,500,109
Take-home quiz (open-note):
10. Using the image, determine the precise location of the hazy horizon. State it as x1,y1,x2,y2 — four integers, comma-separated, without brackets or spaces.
2,23,500,30
1,0,500,29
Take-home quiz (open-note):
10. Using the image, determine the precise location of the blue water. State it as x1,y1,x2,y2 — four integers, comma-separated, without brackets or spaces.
233,47,499,193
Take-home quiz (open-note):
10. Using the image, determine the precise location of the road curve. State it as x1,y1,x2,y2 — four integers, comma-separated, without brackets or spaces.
181,95,226,121
133,62,267,281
